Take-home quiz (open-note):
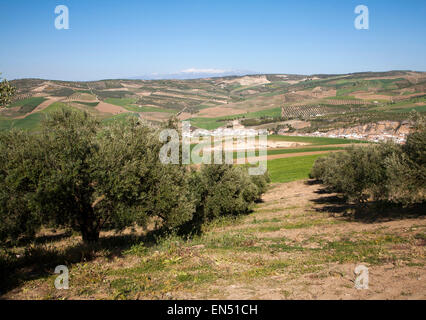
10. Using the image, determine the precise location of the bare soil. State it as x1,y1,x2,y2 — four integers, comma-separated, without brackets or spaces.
95,101,127,115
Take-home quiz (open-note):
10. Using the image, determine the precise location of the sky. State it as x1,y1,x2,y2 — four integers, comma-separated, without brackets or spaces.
0,0,425,81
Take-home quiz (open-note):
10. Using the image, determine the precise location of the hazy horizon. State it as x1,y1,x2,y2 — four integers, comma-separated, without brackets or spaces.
5,69,426,83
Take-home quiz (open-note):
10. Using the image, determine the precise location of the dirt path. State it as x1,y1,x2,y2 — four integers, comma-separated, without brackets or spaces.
3,180,424,300
270,143,360,150
200,181,425,300
236,149,342,163
265,150,342,160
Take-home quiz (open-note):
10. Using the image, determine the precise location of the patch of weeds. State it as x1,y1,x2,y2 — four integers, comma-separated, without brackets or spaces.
123,243,148,257
248,260,293,278
255,207,284,214
251,218,281,224
203,215,244,231
154,233,186,250
406,262,424,267
203,233,258,250
110,277,150,299
175,271,217,285
255,225,282,232
321,239,396,265
282,218,342,230
76,287,97,297
109,256,167,276
267,239,306,252
414,233,426,241
281,289,292,298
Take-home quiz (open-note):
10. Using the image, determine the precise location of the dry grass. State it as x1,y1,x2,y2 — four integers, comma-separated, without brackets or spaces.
1,181,425,300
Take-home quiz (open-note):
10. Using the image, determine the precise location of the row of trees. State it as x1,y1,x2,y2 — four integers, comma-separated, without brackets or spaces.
310,113,425,205
0,110,269,244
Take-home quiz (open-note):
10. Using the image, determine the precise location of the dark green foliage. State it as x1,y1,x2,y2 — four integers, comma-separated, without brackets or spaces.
74,101,99,107
0,74,16,107
94,90,132,100
0,109,270,244
385,114,426,204
311,114,425,205
250,170,271,198
0,131,45,241
49,87,75,97
0,109,195,244
180,164,267,234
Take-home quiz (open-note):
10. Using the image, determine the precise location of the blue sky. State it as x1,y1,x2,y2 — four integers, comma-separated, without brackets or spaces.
1,0,425,80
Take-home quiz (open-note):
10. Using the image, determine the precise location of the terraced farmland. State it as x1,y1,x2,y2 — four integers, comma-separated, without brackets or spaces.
1,71,424,132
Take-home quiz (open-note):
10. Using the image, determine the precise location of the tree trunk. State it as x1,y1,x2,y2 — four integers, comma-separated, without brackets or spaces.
81,224,99,243
80,213,100,243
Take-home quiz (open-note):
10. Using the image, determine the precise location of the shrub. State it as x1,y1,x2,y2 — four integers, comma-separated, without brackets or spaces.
180,164,267,234
385,116,426,204
0,130,45,241
309,155,330,180
310,116,425,205
311,143,402,202
250,170,271,198
0,74,16,107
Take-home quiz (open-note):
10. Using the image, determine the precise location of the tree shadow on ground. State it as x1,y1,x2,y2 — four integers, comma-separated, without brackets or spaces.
10,230,74,247
310,181,426,223
0,227,169,297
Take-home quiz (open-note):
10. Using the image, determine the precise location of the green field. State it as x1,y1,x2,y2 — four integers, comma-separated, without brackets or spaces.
267,154,327,183
4,97,47,117
268,134,366,145
105,97,138,107
105,97,177,113
74,101,99,107
266,146,343,156
188,117,227,130
41,102,74,114
0,103,79,131
0,113,44,131
123,105,176,113
189,107,282,129
7,97,47,109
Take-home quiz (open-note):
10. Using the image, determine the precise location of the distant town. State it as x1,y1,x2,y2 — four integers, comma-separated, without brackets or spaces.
184,119,411,144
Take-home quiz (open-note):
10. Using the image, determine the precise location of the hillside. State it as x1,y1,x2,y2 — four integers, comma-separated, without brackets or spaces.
3,180,424,300
1,71,425,132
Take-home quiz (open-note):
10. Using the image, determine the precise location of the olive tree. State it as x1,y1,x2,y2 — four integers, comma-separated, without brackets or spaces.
0,74,16,107
0,109,195,243
179,163,264,234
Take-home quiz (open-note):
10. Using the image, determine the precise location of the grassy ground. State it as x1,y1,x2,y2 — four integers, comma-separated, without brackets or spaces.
104,98,138,107
2,180,424,300
268,135,367,145
267,154,326,183
6,97,47,110
0,113,44,131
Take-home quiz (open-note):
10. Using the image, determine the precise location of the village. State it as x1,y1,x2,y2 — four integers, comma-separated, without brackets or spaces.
184,118,412,145
277,120,412,144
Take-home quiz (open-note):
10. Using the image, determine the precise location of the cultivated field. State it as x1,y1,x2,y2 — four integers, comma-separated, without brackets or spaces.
2,71,425,132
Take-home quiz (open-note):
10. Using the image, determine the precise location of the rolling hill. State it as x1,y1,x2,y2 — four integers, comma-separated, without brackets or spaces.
1,71,425,132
